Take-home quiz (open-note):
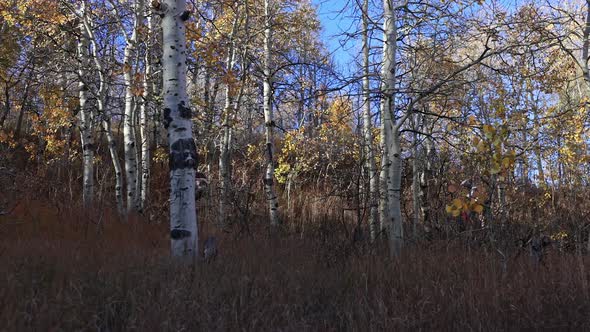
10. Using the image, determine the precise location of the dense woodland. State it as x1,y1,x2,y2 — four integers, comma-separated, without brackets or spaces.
1,0,590,329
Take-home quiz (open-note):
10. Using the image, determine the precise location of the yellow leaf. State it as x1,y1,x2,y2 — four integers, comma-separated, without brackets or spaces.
493,137,502,148
477,140,487,152
472,204,484,214
451,209,461,217
490,162,501,174
445,205,453,214
483,124,495,139
452,198,463,209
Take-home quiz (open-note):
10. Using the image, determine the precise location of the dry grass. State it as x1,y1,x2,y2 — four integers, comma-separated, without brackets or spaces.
1,199,590,331
1,148,589,330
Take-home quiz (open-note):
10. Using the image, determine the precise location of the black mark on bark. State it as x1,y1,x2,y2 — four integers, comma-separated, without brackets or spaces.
163,108,172,129
178,101,191,119
170,138,197,170
171,229,191,239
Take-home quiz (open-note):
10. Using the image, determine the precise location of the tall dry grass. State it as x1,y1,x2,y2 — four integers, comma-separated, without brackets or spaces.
1,199,590,331
2,145,590,330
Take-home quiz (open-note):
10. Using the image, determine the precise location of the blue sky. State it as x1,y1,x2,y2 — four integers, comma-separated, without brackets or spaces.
312,0,357,70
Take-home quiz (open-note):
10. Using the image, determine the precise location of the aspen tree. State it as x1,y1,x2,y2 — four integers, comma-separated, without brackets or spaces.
77,1,94,207
159,0,198,258
73,2,125,213
139,4,154,211
118,0,145,213
219,6,241,228
379,0,403,257
263,0,280,227
361,0,378,241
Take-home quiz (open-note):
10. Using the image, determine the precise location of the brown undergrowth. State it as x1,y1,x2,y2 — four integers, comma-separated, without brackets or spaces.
1,199,590,331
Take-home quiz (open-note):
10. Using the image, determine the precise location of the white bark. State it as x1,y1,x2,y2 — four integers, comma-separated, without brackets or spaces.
121,0,144,213
378,108,390,236
411,114,421,238
219,11,240,228
361,0,378,242
103,117,125,214
161,0,198,258
79,5,125,213
388,130,404,256
419,111,434,229
380,0,403,257
139,6,153,211
263,0,280,227
77,3,94,207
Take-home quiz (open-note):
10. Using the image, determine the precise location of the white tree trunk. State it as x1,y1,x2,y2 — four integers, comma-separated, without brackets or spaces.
77,4,94,207
161,0,198,258
219,83,233,228
139,6,153,212
103,118,125,214
362,0,379,242
411,114,421,238
122,0,144,213
263,0,280,227
419,112,434,230
79,6,125,213
379,108,390,236
380,0,403,257
219,11,240,228
139,83,150,211
388,129,403,256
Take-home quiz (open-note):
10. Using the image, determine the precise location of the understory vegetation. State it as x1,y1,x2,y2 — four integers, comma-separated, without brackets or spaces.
1,150,590,331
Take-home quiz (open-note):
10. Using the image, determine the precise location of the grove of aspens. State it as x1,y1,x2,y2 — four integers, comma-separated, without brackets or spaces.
1,0,590,330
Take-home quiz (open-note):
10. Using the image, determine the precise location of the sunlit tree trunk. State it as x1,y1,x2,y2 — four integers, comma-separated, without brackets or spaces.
219,11,240,228
380,0,403,257
378,112,390,237
411,114,421,238
139,6,153,212
103,118,125,213
534,110,545,185
420,111,434,230
81,10,124,213
361,0,379,242
77,5,94,207
121,0,144,213
388,129,404,256
161,0,198,258
263,0,280,227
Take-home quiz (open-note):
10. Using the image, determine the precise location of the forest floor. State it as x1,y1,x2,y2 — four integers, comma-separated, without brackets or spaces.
1,198,590,331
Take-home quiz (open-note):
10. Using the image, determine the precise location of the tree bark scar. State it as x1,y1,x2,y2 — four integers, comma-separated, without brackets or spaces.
264,177,273,186
178,101,191,119
163,108,172,129
170,229,191,239
180,10,191,21
83,143,95,151
169,138,197,170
